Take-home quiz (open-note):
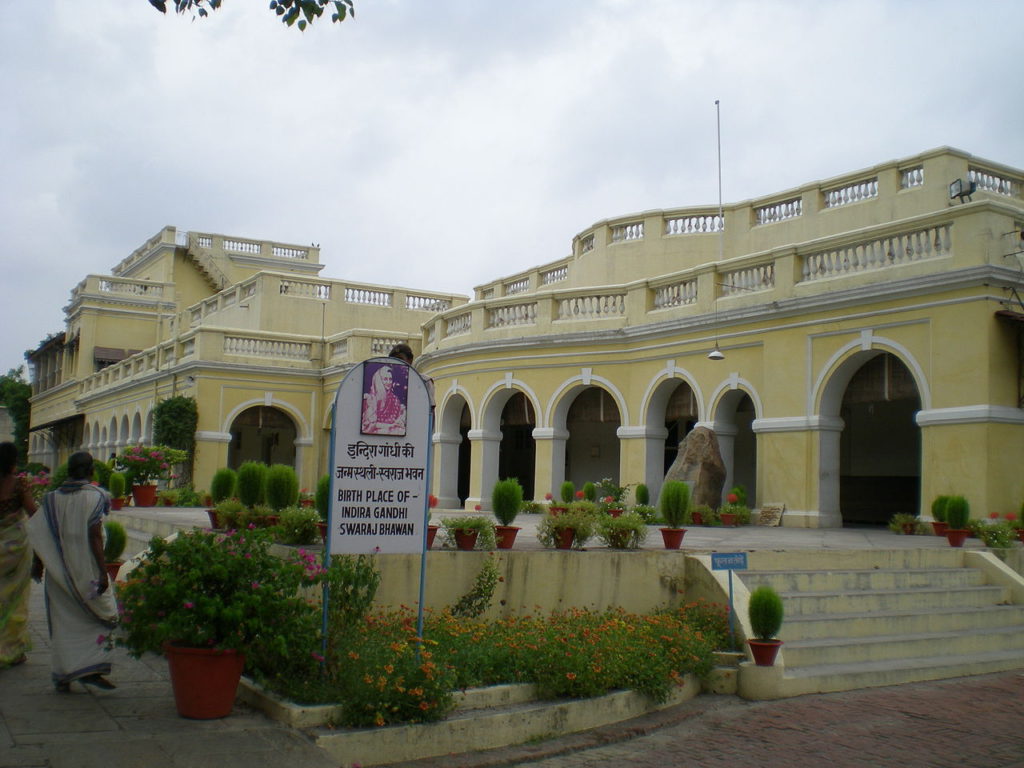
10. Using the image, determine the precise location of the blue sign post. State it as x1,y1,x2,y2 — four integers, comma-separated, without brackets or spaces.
711,552,748,646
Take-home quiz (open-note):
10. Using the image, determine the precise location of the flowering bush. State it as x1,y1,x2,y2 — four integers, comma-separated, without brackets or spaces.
116,528,325,667
116,444,187,485
18,470,50,502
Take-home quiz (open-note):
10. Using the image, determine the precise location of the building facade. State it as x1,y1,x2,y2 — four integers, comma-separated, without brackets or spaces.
28,148,1024,526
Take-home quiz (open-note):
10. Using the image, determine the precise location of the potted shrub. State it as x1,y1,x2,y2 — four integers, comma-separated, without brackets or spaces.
719,492,743,527
109,471,127,511
266,464,300,512
581,481,597,502
596,511,647,549
157,488,179,507
116,527,325,719
634,483,650,507
426,494,440,548
930,495,951,536
747,584,784,666
944,495,970,547
537,507,595,550
491,478,524,549
213,499,247,531
440,516,496,551
276,506,321,546
103,519,127,582
117,445,187,507
236,461,268,509
658,480,690,549
888,512,920,535
689,503,712,526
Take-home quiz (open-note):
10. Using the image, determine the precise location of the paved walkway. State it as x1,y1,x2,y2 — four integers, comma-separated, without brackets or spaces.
2,510,1021,768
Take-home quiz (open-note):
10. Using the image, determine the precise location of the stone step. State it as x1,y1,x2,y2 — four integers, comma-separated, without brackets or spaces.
741,567,986,592
778,584,1009,615
779,648,1024,697
785,604,1024,639
782,625,1024,666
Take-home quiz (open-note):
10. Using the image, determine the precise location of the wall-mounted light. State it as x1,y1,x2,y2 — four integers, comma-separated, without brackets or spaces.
949,178,976,203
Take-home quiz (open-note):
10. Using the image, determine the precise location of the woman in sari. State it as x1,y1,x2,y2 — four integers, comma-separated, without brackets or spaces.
0,442,37,668
27,451,117,691
361,364,407,435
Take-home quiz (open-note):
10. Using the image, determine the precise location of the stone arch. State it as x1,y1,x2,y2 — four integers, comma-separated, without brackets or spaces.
549,379,623,492
705,375,762,508
640,366,705,503
435,386,473,509
227,405,298,470
119,414,130,447
131,412,143,444
479,380,540,502
816,343,924,526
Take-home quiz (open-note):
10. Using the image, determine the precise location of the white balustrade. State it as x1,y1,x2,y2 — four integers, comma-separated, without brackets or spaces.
802,223,952,281
223,239,261,254
823,178,878,208
426,324,437,345
197,236,213,248
488,302,537,328
557,293,626,320
97,279,163,298
721,263,775,294
223,337,311,360
272,245,309,259
969,167,1020,197
446,313,472,337
664,214,723,235
755,198,802,225
611,222,644,243
541,266,568,285
653,279,698,309
900,166,924,189
331,340,349,359
371,337,403,355
579,234,595,254
279,280,332,299
406,295,452,311
181,339,195,357
504,278,530,295
345,287,393,306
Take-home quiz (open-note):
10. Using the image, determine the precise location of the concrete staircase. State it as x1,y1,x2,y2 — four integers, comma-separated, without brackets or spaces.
736,549,1024,697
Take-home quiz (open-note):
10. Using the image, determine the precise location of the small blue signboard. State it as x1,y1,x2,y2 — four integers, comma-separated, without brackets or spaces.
711,552,748,571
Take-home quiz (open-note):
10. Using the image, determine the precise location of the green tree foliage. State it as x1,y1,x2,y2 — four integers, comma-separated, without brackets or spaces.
0,367,32,463
153,396,197,483
149,0,354,32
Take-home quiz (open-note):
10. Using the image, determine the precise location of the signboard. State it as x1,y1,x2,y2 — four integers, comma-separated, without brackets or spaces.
328,357,433,555
711,552,748,571
756,503,785,527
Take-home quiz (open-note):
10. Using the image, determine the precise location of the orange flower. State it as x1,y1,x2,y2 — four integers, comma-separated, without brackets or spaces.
565,672,577,680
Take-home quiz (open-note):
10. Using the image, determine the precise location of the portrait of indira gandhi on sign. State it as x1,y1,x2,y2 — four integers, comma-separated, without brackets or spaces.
361,362,409,436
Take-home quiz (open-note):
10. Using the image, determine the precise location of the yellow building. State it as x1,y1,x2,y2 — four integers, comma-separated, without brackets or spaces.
28,147,1024,526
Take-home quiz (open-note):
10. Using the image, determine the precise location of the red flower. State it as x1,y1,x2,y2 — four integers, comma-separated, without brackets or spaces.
1006,513,1018,522
726,493,739,504
989,512,1000,519
544,492,553,501
575,490,584,499
428,494,438,509
474,504,481,511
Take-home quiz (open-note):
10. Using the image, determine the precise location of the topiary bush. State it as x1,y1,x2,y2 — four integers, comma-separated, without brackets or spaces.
316,473,330,522
559,481,575,504
210,467,237,504
236,461,268,508
748,585,784,641
582,481,596,502
491,478,524,526
266,463,300,512
944,495,970,529
659,480,690,528
94,459,113,490
103,520,127,563
931,495,951,523
108,471,126,500
635,483,649,506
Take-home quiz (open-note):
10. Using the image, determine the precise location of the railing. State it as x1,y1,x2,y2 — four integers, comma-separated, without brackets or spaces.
665,213,723,235
224,336,311,360
345,287,392,306
371,337,403,356
446,313,472,337
331,340,349,360
579,234,595,254
272,245,310,259
823,178,878,208
504,278,530,295
970,167,1020,198
489,302,538,328
611,221,644,243
557,293,626,320
653,279,698,309
721,263,775,294
900,166,924,189
197,235,213,248
280,280,331,299
802,223,952,281
406,294,452,312
96,278,164,298
541,266,568,285
755,197,802,225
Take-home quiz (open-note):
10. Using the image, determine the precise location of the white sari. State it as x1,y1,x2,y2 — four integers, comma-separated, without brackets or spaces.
27,481,117,686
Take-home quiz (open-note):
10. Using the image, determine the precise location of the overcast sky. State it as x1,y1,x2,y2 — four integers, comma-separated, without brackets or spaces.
2,1,1021,376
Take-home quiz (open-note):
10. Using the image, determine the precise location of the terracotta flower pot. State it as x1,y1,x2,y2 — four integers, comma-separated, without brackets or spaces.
206,509,221,529
660,527,686,549
931,521,949,536
111,497,124,511
453,529,479,551
131,484,158,508
554,527,575,550
946,529,969,547
163,644,245,719
747,638,783,666
549,506,567,517
426,524,439,549
105,561,123,582
316,521,328,543
901,522,915,535
495,525,520,549
607,508,623,518
720,512,738,527
1018,529,1024,544
691,511,704,526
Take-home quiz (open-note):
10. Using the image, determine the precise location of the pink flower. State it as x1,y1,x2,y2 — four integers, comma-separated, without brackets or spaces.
183,601,194,609
544,492,553,501
474,504,481,511
311,651,325,662
603,496,614,503
96,634,106,645
250,582,260,589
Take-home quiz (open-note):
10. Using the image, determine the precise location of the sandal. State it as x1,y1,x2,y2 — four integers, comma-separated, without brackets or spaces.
81,674,116,690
